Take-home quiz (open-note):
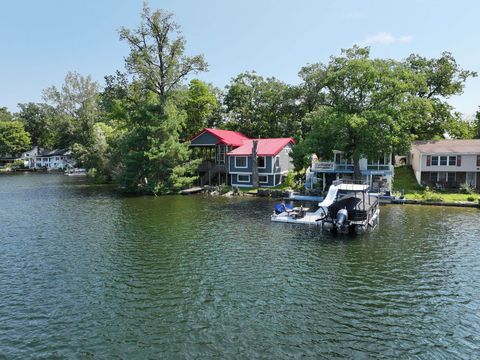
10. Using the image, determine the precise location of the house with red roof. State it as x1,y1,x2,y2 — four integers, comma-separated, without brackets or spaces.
189,128,251,185
227,138,295,187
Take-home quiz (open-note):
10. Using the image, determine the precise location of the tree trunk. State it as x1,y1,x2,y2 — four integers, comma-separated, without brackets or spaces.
353,155,362,181
251,140,259,188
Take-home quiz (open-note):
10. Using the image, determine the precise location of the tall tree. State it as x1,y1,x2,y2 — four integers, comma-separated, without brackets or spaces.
16,102,56,148
297,46,414,177
181,79,221,140
42,71,101,148
404,52,477,139
118,3,207,103
112,4,206,193
224,71,304,138
0,121,31,155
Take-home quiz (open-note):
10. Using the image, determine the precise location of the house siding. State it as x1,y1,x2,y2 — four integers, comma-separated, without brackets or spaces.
420,153,478,172
227,143,294,187
190,132,220,146
275,144,293,173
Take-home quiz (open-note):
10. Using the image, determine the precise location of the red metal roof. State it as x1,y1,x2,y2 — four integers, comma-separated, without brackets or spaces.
227,138,295,157
190,128,250,147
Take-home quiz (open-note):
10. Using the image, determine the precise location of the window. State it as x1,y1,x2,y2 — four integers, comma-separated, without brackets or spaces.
257,156,266,169
235,156,247,168
448,156,456,166
430,172,438,181
259,175,268,184
431,156,438,166
457,155,462,166
274,157,280,168
440,156,447,166
477,155,480,167
237,175,250,182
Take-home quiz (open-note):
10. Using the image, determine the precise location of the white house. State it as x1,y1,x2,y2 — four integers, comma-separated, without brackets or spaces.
21,146,74,170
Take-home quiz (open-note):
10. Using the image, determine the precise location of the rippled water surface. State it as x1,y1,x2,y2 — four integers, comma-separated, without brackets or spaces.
1,174,480,358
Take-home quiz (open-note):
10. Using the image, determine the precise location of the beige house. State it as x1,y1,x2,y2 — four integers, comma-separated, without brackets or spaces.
409,140,480,189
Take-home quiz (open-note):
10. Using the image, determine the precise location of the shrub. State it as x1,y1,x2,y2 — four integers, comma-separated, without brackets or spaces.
283,171,295,188
467,196,475,202
459,183,475,194
413,189,443,202
5,159,26,170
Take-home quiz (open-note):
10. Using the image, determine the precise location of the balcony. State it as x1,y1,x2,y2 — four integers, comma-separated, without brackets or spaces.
366,164,394,172
311,162,394,173
311,162,354,172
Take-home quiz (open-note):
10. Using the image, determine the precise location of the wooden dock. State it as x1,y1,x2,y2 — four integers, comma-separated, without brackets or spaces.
179,187,204,195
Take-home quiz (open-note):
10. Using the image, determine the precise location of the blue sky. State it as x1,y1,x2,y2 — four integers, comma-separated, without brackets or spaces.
1,0,479,117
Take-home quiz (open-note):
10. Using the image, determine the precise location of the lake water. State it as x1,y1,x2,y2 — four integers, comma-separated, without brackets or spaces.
1,173,479,358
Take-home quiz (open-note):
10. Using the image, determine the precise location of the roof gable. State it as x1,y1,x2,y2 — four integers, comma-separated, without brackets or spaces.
227,138,295,157
190,128,250,147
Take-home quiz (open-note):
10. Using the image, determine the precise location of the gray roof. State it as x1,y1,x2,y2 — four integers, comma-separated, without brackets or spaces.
412,140,480,154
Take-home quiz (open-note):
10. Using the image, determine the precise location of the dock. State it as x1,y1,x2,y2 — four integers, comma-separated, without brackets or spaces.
179,187,204,195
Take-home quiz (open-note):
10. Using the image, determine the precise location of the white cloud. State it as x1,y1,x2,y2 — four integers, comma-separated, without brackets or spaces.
360,32,413,46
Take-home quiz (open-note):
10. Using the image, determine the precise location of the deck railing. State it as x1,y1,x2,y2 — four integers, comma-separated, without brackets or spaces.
312,162,354,171
312,162,393,172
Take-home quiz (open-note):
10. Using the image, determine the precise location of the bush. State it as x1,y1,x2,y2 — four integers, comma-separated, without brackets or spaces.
283,171,295,188
459,183,475,194
413,189,443,202
467,196,475,202
5,159,26,170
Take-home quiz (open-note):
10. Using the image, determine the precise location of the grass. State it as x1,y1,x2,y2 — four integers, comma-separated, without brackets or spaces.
393,165,479,202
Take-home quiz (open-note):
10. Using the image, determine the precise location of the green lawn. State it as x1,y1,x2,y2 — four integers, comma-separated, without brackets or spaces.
393,166,479,202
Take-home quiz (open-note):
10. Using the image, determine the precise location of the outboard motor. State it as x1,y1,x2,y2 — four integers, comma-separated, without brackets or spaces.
336,208,348,230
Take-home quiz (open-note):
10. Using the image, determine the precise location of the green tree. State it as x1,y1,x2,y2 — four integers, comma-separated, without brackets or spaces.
404,52,477,139
118,3,207,102
72,122,114,182
16,102,56,148
42,71,101,148
0,121,31,155
112,4,205,193
0,107,14,122
224,71,304,138
297,47,414,177
181,79,221,140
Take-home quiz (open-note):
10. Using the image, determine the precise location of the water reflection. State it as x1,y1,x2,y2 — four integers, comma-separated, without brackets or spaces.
0,174,479,358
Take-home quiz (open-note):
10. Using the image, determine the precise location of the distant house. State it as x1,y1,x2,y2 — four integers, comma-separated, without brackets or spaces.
306,150,394,193
189,128,250,185
409,139,480,190
227,138,295,187
21,146,73,170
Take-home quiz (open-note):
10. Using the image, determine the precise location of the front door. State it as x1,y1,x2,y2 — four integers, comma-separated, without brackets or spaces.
466,172,476,188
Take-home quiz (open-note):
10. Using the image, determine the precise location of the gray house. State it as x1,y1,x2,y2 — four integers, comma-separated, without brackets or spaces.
189,128,250,185
227,138,295,187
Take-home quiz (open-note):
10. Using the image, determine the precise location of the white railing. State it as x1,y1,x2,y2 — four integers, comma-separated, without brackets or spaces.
366,164,394,172
312,162,354,171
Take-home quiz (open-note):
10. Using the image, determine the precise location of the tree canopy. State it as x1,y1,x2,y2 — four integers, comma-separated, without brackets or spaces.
0,121,31,155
